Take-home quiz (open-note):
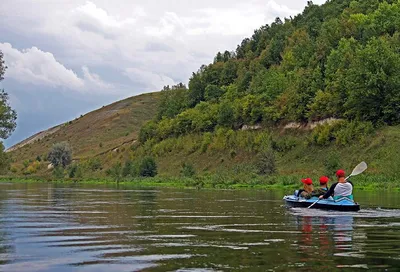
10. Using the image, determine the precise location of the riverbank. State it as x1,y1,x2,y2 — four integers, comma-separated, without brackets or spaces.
1,173,399,192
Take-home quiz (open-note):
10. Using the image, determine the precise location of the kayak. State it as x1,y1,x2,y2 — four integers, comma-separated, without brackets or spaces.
283,193,360,212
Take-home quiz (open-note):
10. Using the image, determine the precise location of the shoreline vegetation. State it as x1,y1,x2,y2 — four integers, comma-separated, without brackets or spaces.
1,174,399,192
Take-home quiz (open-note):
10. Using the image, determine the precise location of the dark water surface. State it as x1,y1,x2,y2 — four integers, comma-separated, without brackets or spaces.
1,182,400,271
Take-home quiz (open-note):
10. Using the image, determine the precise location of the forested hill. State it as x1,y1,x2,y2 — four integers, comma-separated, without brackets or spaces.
140,0,400,144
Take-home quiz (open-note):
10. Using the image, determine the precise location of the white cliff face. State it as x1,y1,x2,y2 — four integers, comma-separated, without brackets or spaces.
239,118,341,132
241,124,262,131
283,118,342,130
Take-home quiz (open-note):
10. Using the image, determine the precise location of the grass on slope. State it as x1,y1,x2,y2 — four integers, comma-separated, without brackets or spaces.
147,125,400,183
10,92,160,166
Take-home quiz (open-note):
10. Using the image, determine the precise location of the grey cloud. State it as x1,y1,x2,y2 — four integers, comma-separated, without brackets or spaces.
75,21,119,40
144,42,174,53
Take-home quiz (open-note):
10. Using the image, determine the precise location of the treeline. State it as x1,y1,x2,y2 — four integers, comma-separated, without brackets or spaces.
140,0,400,143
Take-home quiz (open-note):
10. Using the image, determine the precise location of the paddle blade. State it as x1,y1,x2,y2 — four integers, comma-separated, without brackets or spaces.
350,161,368,176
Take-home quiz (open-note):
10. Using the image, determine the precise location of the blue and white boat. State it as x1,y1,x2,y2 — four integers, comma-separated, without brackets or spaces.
283,193,360,212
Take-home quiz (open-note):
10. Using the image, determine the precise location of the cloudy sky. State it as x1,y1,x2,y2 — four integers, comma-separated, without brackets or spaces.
0,0,325,148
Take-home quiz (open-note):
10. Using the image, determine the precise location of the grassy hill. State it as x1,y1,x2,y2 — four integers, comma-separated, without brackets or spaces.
5,90,400,190
8,92,160,173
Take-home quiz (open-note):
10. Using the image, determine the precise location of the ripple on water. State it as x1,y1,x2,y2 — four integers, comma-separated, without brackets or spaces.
1,185,400,271
288,207,400,218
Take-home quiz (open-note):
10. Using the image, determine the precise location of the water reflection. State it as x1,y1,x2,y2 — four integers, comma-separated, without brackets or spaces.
0,183,400,271
295,216,354,257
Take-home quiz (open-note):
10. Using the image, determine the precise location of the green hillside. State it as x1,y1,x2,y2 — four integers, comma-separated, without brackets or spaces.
8,93,160,174
5,0,400,189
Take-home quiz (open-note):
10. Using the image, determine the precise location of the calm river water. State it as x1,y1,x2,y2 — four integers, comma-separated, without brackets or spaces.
1,182,400,271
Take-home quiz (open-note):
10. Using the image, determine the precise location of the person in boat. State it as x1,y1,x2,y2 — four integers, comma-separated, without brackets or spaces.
319,169,354,201
311,176,329,197
296,178,314,199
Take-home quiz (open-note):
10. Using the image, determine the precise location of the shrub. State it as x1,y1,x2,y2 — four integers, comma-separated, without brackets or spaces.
10,165,18,173
256,148,276,175
48,142,72,168
324,152,341,177
52,167,64,179
122,160,134,177
23,160,30,168
87,158,102,171
139,121,158,143
106,163,122,182
334,121,374,146
68,164,79,178
138,156,157,177
311,120,375,146
271,136,297,152
25,165,36,175
201,132,212,153
181,163,196,177
23,161,41,175
311,123,338,146
229,149,237,158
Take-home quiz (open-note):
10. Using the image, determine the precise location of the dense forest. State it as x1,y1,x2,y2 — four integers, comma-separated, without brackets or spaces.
140,0,400,145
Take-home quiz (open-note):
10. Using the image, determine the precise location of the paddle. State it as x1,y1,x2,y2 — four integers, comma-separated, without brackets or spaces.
307,161,368,209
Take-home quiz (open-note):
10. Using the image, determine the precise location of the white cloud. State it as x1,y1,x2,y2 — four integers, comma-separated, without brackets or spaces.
82,66,113,90
0,42,84,90
0,0,319,95
74,1,142,28
264,0,299,19
0,42,113,92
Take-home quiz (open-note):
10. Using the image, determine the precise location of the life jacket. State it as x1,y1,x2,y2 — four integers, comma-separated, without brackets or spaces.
334,195,354,201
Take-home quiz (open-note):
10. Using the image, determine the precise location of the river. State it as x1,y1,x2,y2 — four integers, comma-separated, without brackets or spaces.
1,182,400,271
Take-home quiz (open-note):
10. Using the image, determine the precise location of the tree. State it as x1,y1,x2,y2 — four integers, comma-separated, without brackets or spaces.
47,142,72,168
0,50,17,139
217,102,234,127
157,84,188,120
214,52,223,63
0,142,9,173
220,60,238,86
0,51,6,81
345,37,400,124
204,84,223,102
188,71,206,107
138,156,157,177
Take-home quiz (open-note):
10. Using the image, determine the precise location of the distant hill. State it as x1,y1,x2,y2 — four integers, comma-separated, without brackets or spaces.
9,92,160,168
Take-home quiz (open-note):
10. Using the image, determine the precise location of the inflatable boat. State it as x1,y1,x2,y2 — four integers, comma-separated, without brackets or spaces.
283,193,360,212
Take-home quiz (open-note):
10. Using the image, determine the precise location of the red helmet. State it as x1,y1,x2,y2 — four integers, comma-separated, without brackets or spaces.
336,169,345,178
319,176,329,184
301,178,313,185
